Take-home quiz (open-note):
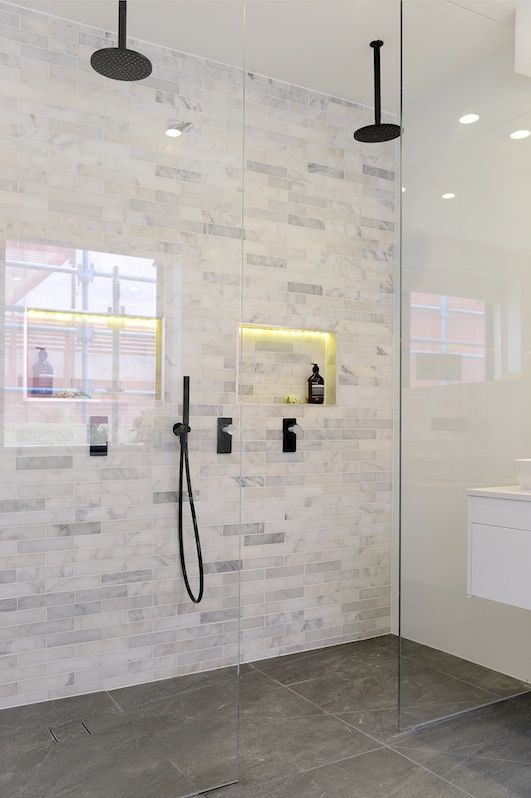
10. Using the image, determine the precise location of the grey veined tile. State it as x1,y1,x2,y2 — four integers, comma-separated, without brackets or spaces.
237,712,379,787
47,522,101,536
252,638,394,685
307,162,344,179
91,681,239,795
16,454,75,471
207,747,468,798
0,499,44,513
101,569,152,585
287,215,325,231
0,690,119,741
403,642,529,697
153,491,179,503
0,719,197,798
391,695,531,770
223,522,264,536
287,280,323,294
239,670,324,720
289,655,497,719
108,666,238,713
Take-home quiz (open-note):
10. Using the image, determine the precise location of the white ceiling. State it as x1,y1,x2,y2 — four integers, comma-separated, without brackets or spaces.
9,0,516,109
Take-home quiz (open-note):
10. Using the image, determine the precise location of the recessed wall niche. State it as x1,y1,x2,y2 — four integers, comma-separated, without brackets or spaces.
239,324,337,405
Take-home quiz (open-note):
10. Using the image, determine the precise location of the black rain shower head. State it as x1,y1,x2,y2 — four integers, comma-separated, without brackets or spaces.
354,40,401,143
91,1,152,82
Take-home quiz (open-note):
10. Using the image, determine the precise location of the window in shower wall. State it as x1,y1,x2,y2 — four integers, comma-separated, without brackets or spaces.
4,241,162,446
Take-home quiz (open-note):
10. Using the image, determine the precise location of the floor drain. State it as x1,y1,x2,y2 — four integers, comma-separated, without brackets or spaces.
48,722,92,743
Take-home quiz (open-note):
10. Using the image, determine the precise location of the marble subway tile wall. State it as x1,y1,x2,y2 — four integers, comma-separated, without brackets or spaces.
240,73,395,661
0,2,395,709
0,1,244,709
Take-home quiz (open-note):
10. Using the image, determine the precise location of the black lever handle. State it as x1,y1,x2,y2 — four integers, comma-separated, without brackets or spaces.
217,417,233,454
283,418,297,453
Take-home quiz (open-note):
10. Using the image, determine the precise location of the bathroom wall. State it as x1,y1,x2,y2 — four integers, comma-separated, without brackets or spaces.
239,71,395,661
0,1,396,708
400,0,531,695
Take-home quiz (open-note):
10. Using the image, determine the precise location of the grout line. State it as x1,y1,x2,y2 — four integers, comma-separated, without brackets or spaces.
102,673,239,714
247,653,494,798
250,661,391,749
280,675,478,798
104,690,126,714
253,641,516,727
392,747,478,798
212,744,386,796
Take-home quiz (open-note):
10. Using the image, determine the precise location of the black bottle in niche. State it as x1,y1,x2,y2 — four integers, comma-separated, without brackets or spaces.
307,363,324,404
30,347,53,397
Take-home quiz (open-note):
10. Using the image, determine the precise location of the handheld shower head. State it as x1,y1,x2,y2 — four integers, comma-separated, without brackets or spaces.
354,40,400,143
91,1,152,82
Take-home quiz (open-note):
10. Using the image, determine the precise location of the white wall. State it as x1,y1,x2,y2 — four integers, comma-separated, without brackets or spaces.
401,1,531,683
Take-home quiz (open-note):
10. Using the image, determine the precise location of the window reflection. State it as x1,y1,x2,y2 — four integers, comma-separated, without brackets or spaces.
409,292,488,386
4,241,161,446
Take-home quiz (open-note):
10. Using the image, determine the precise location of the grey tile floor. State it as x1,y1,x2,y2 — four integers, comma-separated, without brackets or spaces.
1,636,529,798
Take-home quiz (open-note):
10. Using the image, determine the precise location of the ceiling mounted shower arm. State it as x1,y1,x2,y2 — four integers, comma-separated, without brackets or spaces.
90,0,152,82
118,0,127,50
353,39,400,143
371,40,383,127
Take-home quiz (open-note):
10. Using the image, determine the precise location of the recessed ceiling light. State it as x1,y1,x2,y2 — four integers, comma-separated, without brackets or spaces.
459,113,479,125
441,192,455,199
510,129,531,140
165,125,182,138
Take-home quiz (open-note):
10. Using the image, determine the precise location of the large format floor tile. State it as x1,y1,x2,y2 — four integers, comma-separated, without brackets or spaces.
0,691,119,742
398,640,528,698
236,668,379,785
391,692,531,798
1,730,197,798
286,654,496,716
208,746,471,798
238,714,381,786
252,638,395,686
0,674,239,798
107,665,240,713
1,635,530,798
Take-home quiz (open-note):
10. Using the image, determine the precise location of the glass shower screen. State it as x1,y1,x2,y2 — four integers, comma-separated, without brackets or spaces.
400,0,531,731
0,1,245,796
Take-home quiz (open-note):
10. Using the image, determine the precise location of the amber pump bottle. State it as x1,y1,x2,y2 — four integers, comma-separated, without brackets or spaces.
308,363,324,404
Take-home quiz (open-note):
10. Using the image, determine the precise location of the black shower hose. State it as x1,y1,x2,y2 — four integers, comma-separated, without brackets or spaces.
175,424,204,604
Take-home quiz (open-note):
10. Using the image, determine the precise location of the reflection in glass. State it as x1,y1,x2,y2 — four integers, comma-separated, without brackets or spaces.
4,241,161,446
409,292,488,386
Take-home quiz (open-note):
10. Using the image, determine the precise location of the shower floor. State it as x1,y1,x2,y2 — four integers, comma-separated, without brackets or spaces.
1,636,528,798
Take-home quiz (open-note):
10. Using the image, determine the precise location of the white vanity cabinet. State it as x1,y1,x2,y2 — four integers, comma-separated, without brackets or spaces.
468,487,531,610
